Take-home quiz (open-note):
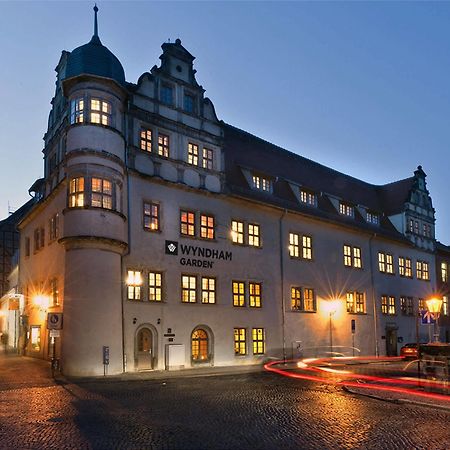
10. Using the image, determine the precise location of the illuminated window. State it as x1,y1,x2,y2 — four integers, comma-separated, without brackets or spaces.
404,258,412,277
252,175,271,192
300,190,316,207
49,213,59,242
353,247,362,268
90,98,111,125
347,292,365,313
184,93,195,113
388,296,396,315
161,84,173,105
248,224,260,247
303,288,315,311
234,328,247,355
386,254,394,274
180,211,195,236
158,134,170,157
381,295,388,314
91,178,112,209
249,282,262,308
291,287,301,310
344,245,361,268
69,177,85,207
70,98,84,124
127,270,142,300
191,329,209,361
378,252,393,274
414,220,419,235
188,143,199,166
382,295,396,315
252,328,265,355
233,281,245,307
443,296,448,316
289,233,299,258
30,326,41,351
144,202,160,232
417,261,430,280
231,220,244,244
201,277,216,304
50,278,59,306
398,257,410,277
408,218,414,232
149,272,162,302
302,236,312,260
418,298,426,311
140,129,152,152
181,275,197,303
202,148,213,170
339,202,354,217
200,214,215,240
366,212,379,225
441,262,448,283
400,296,413,316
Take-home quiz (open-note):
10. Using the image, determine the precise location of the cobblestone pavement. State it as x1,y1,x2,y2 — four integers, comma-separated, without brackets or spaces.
0,355,449,450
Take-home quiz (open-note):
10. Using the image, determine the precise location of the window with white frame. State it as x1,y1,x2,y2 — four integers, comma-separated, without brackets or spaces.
181,275,197,303
252,175,271,192
188,143,199,166
231,220,244,244
90,98,111,125
339,202,354,217
201,277,216,304
127,270,142,300
70,98,84,124
248,224,260,247
69,177,85,208
202,148,213,170
300,189,316,207
91,178,112,209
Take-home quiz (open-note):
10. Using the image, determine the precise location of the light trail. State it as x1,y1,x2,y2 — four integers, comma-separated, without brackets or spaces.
264,358,450,403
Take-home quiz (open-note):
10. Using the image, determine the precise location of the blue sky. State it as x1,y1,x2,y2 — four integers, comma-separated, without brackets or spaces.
1,1,450,242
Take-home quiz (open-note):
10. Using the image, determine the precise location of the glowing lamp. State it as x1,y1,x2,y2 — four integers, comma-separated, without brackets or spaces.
324,299,340,315
33,295,50,310
426,297,443,314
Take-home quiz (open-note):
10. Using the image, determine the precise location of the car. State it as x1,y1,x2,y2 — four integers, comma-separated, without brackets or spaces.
400,343,420,359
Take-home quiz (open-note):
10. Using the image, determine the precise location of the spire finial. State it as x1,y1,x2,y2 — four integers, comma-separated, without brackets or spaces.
93,4,99,38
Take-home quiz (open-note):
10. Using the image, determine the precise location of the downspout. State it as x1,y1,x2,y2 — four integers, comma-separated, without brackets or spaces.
279,209,287,362
369,233,379,357
121,100,132,373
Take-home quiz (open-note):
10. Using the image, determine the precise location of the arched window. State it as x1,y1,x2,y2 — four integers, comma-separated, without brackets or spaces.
191,329,209,362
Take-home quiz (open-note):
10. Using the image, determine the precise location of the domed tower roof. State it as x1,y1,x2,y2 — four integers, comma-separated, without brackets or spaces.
64,5,125,86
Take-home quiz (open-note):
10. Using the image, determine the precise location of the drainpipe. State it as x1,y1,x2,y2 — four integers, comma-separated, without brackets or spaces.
369,233,379,357
279,209,287,362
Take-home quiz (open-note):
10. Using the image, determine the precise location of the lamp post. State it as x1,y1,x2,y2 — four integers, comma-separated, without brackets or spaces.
426,296,443,343
326,300,339,357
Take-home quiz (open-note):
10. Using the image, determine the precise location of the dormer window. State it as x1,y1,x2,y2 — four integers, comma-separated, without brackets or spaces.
300,189,316,207
366,211,379,225
252,175,271,192
339,202,354,217
161,84,173,105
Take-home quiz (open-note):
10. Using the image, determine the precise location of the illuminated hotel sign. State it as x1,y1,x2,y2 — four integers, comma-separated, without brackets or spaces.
165,240,232,269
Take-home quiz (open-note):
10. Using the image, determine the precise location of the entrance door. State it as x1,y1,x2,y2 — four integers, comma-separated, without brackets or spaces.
137,328,153,370
386,329,397,356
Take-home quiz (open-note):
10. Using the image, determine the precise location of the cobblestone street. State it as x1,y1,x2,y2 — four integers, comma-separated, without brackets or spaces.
0,355,449,450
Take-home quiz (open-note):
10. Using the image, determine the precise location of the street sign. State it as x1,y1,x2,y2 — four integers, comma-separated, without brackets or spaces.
351,319,356,334
49,330,60,338
103,346,110,365
421,310,436,325
47,313,63,330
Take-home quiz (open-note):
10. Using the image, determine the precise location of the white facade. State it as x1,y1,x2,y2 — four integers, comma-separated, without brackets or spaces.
17,14,440,376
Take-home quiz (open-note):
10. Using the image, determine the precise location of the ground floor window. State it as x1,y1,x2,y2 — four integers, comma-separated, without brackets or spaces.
252,328,265,355
234,328,247,355
30,326,41,352
191,329,209,362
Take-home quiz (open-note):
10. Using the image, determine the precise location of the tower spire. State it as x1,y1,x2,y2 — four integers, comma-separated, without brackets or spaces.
91,4,101,44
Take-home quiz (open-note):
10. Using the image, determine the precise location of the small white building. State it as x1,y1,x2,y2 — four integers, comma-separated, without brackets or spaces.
17,8,441,376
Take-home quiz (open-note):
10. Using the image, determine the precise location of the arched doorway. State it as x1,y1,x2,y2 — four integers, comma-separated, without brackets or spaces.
191,327,213,364
136,327,153,370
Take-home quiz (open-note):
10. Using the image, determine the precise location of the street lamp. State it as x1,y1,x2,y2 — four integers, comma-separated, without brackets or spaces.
325,299,339,357
426,296,443,343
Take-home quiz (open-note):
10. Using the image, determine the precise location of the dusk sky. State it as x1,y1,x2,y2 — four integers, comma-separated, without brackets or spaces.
1,1,450,242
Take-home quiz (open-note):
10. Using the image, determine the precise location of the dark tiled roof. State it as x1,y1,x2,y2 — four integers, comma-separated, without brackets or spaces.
222,123,414,242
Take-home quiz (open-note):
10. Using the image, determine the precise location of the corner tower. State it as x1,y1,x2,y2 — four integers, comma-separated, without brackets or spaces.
58,6,128,375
